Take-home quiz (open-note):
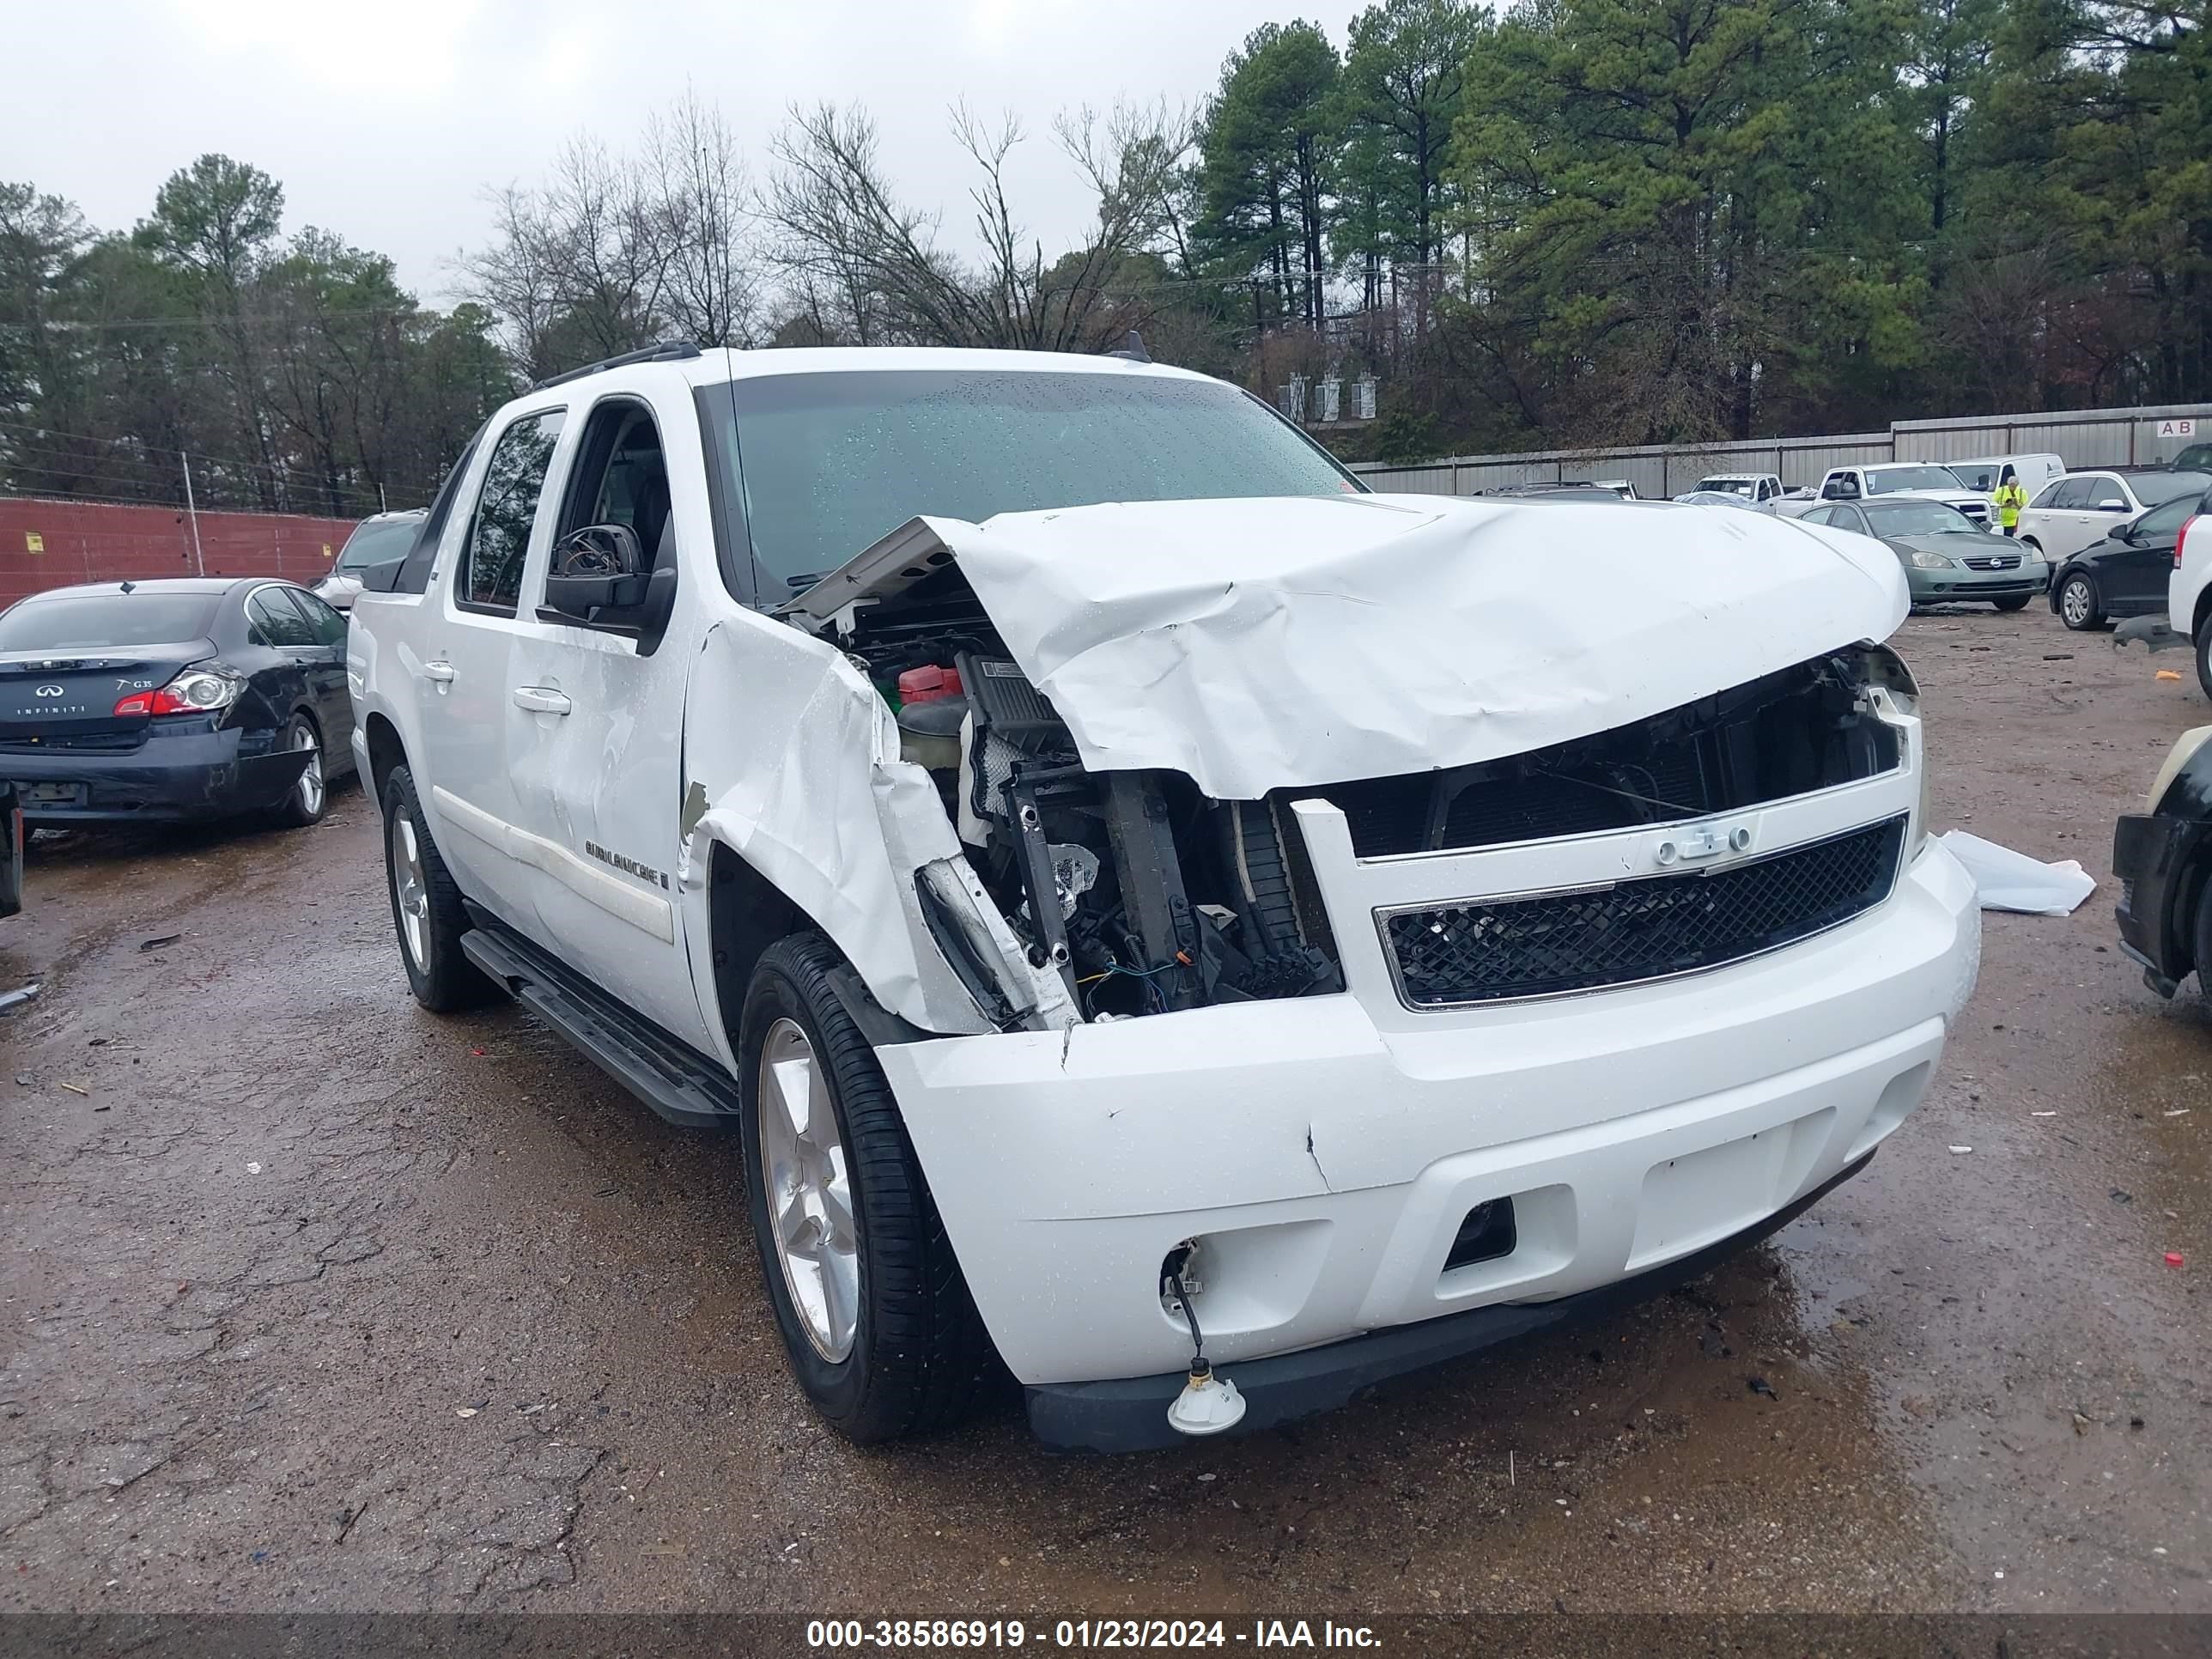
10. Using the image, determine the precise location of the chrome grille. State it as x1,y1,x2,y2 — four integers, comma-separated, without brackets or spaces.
1961,555,2021,571
1381,816,1909,1008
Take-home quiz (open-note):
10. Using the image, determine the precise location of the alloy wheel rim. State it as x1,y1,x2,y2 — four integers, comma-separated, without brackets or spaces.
757,1016,859,1363
392,813,429,970
2063,581,2090,625
293,723,325,815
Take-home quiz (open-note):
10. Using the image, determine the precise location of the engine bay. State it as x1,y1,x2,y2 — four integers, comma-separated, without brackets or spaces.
817,563,1913,1026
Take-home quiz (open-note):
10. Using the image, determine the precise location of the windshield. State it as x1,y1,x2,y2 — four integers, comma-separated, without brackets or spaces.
722,369,1360,590
0,592,219,652
1946,464,1999,491
1863,501,1979,538
1867,465,1969,495
1694,477,1754,495
336,518,422,571
2134,471,2212,507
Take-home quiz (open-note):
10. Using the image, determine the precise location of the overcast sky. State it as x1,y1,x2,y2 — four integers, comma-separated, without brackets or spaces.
13,0,1369,307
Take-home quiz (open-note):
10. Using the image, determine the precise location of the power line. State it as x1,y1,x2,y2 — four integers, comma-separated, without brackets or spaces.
0,444,391,512
0,482,390,518
21,301,439,333
0,418,408,501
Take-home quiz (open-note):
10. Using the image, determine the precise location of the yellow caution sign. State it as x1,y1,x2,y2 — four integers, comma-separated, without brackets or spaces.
24,532,44,554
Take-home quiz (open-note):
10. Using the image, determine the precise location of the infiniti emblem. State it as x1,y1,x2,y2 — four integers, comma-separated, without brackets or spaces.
34,684,64,698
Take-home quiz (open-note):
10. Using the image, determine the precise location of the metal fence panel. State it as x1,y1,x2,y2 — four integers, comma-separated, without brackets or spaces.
1349,401,2212,498
1780,437,1892,487
1896,426,2014,463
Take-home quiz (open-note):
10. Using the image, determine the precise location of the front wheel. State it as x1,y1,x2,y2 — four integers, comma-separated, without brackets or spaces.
1993,595,2032,612
381,765,495,1012
738,933,995,1443
2057,574,2105,630
2197,623,2212,702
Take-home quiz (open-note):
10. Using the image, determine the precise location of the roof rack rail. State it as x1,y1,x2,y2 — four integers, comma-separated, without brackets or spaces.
531,341,702,392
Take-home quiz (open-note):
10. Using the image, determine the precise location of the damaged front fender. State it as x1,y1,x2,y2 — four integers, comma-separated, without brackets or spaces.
678,612,1072,1037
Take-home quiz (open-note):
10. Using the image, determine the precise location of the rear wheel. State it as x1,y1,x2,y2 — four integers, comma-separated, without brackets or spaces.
269,715,327,828
381,765,494,1012
1992,596,2031,612
738,933,995,1443
2057,573,2104,630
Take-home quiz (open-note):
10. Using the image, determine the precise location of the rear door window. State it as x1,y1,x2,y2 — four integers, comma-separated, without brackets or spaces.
2136,495,2199,541
281,586,349,647
459,410,567,615
247,588,319,647
2047,479,2091,510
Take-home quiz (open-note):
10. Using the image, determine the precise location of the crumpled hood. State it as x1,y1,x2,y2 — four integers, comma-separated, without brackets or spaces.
805,492,1908,801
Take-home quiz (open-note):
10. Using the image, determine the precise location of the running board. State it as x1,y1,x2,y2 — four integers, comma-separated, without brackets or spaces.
459,923,742,1130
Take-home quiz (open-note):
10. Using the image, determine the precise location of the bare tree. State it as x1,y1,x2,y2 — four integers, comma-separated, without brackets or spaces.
465,98,765,378
647,92,760,347
763,97,1192,353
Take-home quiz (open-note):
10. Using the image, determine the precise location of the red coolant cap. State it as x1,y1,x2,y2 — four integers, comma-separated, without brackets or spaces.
897,665,964,704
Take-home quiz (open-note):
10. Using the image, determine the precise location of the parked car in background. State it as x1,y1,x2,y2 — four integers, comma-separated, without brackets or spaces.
1798,498,2045,609
2165,487,2212,694
0,779,19,919
1811,464,1997,527
1690,472,1785,504
2015,468,2209,566
2051,486,2212,630
1942,453,2066,498
1476,483,1634,502
0,577,356,829
2170,441,2212,473
1590,478,1643,499
314,509,427,611
1674,490,1766,510
2113,724,2212,997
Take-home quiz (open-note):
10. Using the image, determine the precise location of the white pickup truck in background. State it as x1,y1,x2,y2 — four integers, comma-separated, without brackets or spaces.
345,343,1982,1452
1786,463,1997,527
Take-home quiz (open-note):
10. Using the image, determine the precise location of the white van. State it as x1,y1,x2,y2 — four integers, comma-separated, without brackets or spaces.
1944,454,2066,497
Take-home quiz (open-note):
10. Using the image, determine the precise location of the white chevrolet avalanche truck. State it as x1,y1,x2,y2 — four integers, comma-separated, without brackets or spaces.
346,343,1982,1451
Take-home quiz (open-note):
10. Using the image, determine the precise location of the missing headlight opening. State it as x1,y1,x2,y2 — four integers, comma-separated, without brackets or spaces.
832,557,1911,1024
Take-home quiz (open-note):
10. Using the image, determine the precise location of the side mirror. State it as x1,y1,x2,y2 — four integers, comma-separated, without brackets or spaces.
544,524,649,617
2094,498,2128,512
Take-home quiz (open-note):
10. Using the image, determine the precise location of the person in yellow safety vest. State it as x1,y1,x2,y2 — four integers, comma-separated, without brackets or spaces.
1993,475,2028,536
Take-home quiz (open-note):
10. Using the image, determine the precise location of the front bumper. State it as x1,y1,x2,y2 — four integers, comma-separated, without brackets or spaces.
2113,810,2205,994
1910,564,2046,602
0,724,310,824
1031,1152,1873,1452
881,831,1980,1407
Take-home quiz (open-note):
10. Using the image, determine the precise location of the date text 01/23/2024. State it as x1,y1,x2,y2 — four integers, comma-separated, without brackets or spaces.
805,1620,1382,1650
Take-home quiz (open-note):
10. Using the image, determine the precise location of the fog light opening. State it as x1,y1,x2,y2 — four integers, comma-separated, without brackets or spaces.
1443,1198,1518,1273
1161,1241,1246,1437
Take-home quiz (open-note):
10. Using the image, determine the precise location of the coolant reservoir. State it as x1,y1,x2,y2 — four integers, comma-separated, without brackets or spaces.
897,699,965,772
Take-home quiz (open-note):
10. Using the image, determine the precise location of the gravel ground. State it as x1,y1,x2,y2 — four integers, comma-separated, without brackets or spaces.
0,604,2205,1616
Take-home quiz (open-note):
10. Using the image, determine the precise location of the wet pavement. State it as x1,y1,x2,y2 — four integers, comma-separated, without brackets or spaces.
0,605,2206,1615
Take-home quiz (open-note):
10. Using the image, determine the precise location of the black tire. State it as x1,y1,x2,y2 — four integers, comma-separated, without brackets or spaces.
269,714,328,829
738,932,995,1443
381,764,495,1012
2057,573,2105,631
2197,623,2212,703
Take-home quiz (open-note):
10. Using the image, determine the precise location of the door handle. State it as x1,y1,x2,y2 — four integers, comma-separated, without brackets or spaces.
422,659,456,684
512,685,572,715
